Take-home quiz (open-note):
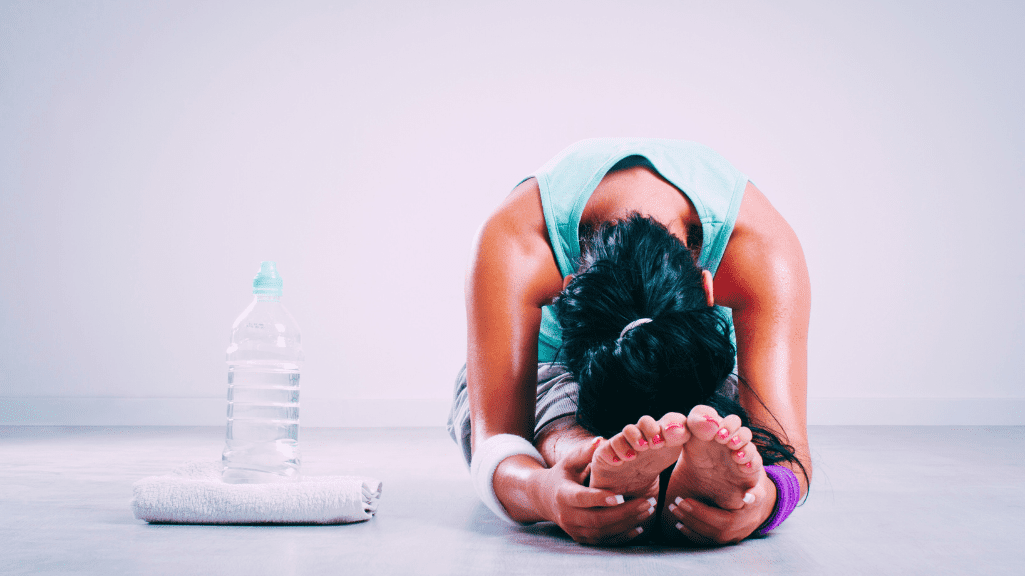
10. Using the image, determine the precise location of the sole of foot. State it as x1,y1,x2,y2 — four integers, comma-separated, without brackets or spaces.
590,412,691,499
663,404,765,513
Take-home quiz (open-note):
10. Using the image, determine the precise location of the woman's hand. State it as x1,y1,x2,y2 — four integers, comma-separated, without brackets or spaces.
531,437,656,545
666,472,777,545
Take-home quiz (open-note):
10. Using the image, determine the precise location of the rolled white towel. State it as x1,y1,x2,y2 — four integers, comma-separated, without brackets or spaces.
131,461,382,525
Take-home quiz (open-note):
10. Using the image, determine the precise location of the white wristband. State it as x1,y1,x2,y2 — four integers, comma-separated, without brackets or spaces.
469,434,546,525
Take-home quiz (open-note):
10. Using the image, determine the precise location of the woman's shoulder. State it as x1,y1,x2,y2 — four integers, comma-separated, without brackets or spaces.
716,182,809,310
486,177,546,239
470,177,565,309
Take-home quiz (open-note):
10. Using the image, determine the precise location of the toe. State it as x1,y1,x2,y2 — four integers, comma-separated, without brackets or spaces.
635,416,661,448
726,426,752,450
622,424,651,451
686,405,722,441
732,444,754,465
714,414,742,444
658,413,690,446
596,439,624,466
741,441,764,472
610,433,637,461
731,440,763,473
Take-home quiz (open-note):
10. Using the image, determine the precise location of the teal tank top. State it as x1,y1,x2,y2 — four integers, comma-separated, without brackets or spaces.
530,138,748,363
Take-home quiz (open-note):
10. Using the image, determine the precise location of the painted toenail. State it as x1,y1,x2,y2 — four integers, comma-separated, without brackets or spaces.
730,436,741,445
665,423,682,432
743,492,756,504
736,450,745,459
718,428,729,439
625,450,636,459
652,435,663,444
612,456,620,463
637,438,648,446
745,462,752,468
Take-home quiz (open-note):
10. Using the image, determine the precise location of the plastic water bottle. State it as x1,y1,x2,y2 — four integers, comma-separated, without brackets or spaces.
221,261,303,483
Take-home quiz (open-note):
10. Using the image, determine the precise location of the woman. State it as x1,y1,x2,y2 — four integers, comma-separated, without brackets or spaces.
448,138,811,545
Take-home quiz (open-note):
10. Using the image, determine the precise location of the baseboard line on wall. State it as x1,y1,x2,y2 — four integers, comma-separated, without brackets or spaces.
0,397,1022,426
0,397,452,427
808,397,1023,425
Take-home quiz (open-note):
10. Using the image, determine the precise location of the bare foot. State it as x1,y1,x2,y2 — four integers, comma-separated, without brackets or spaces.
663,405,765,514
589,413,691,498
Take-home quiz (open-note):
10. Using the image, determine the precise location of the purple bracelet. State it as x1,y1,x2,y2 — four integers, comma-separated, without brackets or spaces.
755,465,800,535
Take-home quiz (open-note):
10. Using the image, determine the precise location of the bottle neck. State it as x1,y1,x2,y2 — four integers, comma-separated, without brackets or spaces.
255,294,281,302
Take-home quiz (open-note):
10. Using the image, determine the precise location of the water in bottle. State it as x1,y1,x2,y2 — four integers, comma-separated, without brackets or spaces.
222,261,303,483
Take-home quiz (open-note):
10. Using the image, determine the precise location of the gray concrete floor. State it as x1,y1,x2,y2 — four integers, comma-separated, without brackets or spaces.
1,425,1022,575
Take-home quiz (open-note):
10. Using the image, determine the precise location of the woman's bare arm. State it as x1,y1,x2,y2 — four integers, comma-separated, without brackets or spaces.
466,180,560,448
713,182,813,497
466,179,646,539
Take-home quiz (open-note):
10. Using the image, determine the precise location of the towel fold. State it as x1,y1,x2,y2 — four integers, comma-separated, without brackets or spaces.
131,461,382,525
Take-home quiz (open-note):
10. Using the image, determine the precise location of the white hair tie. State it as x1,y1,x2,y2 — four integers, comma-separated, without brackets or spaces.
619,317,653,339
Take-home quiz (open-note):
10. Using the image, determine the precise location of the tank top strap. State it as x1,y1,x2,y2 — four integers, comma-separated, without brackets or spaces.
527,138,748,363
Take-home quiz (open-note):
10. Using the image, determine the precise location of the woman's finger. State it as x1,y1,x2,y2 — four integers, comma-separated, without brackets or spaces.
668,498,736,544
670,517,717,546
576,516,651,546
563,494,656,534
670,497,731,526
590,496,657,530
560,481,626,508
561,495,653,542
559,435,603,472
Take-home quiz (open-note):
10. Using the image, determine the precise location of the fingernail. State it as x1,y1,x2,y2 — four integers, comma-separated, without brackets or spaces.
644,506,655,517
634,526,644,535
613,495,625,504
673,496,683,506
652,434,663,444
675,522,684,531
678,499,694,512
625,450,636,459
647,497,657,507
743,492,756,504
717,428,729,439
668,503,677,513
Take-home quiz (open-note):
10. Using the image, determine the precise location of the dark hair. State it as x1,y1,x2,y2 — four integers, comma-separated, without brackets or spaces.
554,214,806,478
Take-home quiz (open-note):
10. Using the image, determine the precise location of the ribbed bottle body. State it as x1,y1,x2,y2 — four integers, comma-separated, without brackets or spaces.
221,268,303,484
221,364,300,483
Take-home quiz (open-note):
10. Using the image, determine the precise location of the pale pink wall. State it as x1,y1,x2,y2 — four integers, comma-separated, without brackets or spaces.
1,0,1022,424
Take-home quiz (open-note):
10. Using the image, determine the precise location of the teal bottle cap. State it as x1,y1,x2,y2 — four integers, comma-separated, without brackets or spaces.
252,261,283,296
